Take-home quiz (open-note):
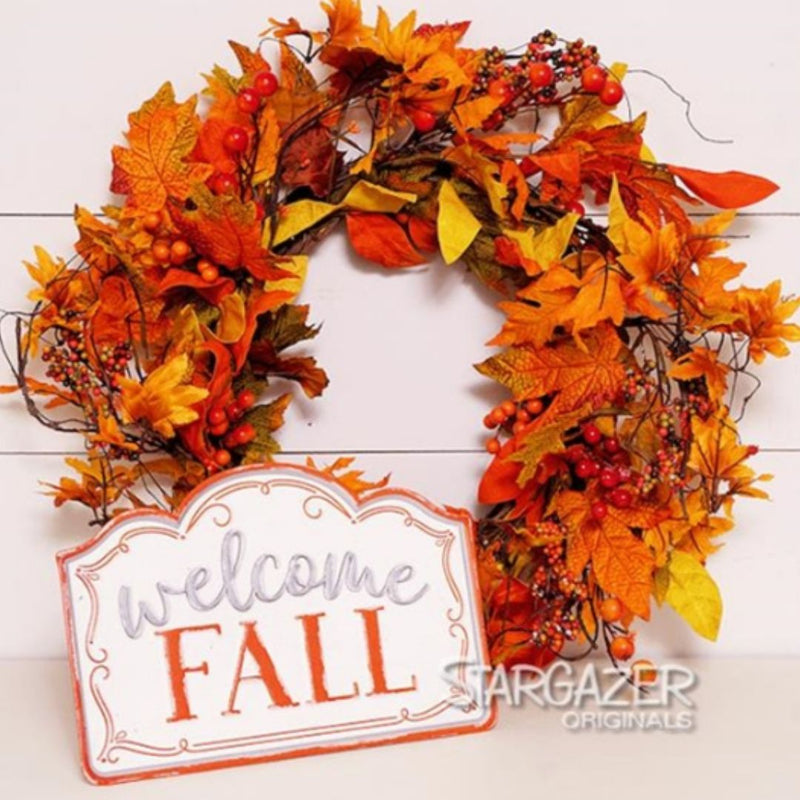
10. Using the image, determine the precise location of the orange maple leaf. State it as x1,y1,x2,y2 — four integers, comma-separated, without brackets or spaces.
477,325,629,419
174,188,291,281
111,83,212,213
556,490,654,618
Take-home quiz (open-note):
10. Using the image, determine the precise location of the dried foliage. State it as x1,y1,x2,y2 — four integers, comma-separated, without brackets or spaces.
2,2,796,667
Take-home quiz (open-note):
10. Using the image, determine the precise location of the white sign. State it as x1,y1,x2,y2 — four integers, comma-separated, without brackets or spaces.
58,463,494,784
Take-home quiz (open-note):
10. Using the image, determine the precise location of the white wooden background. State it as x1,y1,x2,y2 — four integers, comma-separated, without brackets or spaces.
1,0,799,664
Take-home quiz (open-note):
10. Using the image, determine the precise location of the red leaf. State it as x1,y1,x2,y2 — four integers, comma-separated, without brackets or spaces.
345,212,427,268
156,268,235,306
667,164,779,209
478,454,523,504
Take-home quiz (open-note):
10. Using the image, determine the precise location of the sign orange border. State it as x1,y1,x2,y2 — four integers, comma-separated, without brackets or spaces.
57,462,497,785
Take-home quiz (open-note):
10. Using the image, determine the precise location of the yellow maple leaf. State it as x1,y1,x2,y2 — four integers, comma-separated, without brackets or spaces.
731,281,800,363
117,353,208,438
437,180,481,264
668,347,730,402
504,213,579,276
111,83,212,212
24,246,66,303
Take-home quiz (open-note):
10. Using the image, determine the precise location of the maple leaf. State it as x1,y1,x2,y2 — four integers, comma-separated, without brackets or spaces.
321,0,372,49
307,456,389,499
272,44,324,126
730,281,800,363
499,213,579,277
174,187,290,281
555,490,654,618
239,394,292,463
689,410,771,502
41,456,140,511
111,83,212,212
476,325,629,420
669,347,730,402
24,246,66,303
117,353,208,438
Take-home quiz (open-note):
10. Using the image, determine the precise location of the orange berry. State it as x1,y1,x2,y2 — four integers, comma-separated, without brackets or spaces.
490,407,506,425
214,449,232,467
152,240,171,264
631,659,657,684
200,264,220,283
142,212,161,232
526,398,544,416
501,400,516,417
483,414,498,429
610,635,635,661
599,597,623,623
170,239,191,265
486,437,501,455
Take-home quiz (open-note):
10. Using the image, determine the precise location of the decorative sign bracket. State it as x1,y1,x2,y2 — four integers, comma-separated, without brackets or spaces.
58,463,495,784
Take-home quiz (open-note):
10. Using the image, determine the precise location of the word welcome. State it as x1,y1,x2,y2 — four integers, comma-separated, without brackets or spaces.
119,529,429,638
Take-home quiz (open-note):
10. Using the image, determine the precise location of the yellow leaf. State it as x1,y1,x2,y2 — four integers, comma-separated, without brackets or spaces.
24,246,65,303
505,213,579,276
341,181,417,214
273,199,339,245
664,551,722,641
270,255,309,302
215,292,247,343
273,181,417,246
253,106,280,186
117,353,208,439
437,179,481,265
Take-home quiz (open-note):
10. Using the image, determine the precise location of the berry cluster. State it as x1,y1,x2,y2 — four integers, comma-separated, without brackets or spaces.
203,389,258,470
42,332,131,400
483,397,545,453
567,423,634,519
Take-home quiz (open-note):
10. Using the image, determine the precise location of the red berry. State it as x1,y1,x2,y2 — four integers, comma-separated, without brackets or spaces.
254,70,278,98
610,488,633,509
213,173,238,195
237,88,260,114
529,61,554,88
581,65,607,93
410,108,437,133
600,597,623,623
746,444,759,456
599,80,624,106
566,200,585,216
234,423,256,444
223,126,249,153
599,467,620,489
486,437,501,455
590,501,608,521
208,407,227,426
226,402,243,421
610,635,635,661
214,449,232,467
576,459,599,479
604,437,621,454
209,422,229,437
583,423,602,445
238,389,256,409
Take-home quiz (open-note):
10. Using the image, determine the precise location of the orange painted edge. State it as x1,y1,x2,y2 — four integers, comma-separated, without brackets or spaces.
55,461,498,786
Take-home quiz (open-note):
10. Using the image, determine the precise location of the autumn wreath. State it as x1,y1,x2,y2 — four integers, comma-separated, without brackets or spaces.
3,1,797,672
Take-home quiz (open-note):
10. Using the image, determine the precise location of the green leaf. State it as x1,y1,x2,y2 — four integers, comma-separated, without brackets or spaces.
239,393,292,464
664,551,722,641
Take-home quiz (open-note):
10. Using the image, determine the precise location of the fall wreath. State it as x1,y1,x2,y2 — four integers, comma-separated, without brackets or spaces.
3,1,797,672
